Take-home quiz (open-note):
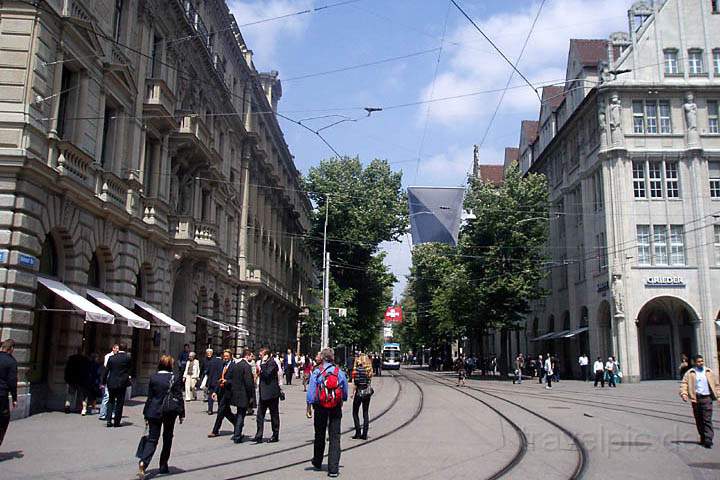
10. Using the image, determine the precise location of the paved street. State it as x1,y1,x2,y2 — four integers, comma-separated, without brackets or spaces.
1,368,719,479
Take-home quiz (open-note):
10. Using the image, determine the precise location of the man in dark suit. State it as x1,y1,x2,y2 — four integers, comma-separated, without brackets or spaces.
254,347,281,443
0,338,18,446
228,348,256,443
103,342,132,427
208,350,236,438
203,349,223,415
283,349,296,385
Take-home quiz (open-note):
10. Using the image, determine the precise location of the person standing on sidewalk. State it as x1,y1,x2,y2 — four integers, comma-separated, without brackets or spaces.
680,354,718,448
454,355,466,387
283,349,296,386
203,349,223,415
99,344,119,421
253,348,281,443
0,339,17,446
537,354,544,384
228,349,255,444
513,353,525,384
137,355,185,479
544,354,553,389
578,354,589,381
64,348,91,414
103,343,132,428
593,357,605,388
605,356,617,388
351,353,373,440
307,347,348,478
183,352,200,401
208,350,236,438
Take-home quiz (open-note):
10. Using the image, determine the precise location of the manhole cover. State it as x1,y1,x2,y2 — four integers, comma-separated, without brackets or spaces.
610,441,653,447
688,463,720,470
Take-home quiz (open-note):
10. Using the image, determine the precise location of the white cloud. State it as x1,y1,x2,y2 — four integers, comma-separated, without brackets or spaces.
229,0,314,68
420,0,633,126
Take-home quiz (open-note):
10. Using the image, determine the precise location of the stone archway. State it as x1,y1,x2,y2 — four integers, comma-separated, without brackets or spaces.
637,296,699,380
597,301,612,359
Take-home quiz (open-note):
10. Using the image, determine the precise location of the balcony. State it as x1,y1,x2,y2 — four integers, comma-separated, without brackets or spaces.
169,216,218,250
144,79,177,131
194,220,217,246
172,114,214,161
95,170,128,211
142,197,169,231
56,140,94,189
245,268,299,306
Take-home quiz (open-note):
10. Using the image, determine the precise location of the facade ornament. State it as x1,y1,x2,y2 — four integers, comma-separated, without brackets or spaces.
598,61,615,84
612,273,625,317
683,91,700,146
598,99,608,148
609,93,623,146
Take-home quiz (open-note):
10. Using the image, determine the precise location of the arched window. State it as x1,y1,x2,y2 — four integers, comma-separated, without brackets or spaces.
87,253,101,289
547,315,555,333
135,271,144,299
532,317,539,338
39,235,59,277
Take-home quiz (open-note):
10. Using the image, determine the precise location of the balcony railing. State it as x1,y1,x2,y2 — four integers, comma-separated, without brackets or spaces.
177,114,213,154
96,171,127,211
194,220,217,246
169,216,217,247
144,79,176,129
56,140,93,188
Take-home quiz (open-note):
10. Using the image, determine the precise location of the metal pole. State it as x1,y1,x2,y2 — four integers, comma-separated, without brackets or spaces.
321,195,330,349
322,252,330,349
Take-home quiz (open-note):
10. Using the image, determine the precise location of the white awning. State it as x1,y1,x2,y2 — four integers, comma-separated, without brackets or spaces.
530,331,557,342
134,299,186,333
197,315,230,332
560,326,589,339
37,277,114,324
197,315,249,334
87,289,150,330
548,329,571,340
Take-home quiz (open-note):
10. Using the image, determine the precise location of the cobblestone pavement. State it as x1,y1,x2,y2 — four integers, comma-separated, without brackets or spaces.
1,368,719,479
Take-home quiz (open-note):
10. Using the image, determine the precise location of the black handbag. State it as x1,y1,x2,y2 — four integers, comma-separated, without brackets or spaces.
279,389,285,401
358,386,374,398
162,374,184,415
135,424,148,459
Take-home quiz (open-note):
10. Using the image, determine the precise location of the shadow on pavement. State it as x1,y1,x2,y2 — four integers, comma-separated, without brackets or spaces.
0,450,24,462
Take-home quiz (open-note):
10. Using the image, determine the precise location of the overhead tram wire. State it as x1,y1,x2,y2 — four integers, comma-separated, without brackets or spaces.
449,0,541,101
475,0,546,152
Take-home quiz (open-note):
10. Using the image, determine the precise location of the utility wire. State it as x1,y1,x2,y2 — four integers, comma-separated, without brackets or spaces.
449,0,540,100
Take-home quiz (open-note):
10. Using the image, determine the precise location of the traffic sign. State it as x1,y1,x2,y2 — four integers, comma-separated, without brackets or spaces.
384,306,403,323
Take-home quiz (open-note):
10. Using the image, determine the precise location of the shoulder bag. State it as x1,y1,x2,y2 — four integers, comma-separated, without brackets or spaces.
162,374,184,416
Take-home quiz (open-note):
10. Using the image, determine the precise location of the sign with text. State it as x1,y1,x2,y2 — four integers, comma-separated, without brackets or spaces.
645,275,685,287
384,306,403,324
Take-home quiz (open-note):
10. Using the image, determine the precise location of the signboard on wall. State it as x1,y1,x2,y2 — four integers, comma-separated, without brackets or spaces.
645,275,685,287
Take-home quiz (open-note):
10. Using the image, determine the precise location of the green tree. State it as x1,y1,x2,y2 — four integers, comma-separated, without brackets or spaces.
304,156,408,350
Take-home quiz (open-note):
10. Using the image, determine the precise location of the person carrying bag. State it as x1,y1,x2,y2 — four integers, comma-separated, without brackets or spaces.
136,355,185,479
351,353,373,440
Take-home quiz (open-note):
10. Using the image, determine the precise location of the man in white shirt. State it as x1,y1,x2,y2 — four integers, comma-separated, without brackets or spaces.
593,357,605,388
98,344,119,420
578,354,589,381
605,356,617,388
544,355,553,389
680,355,719,448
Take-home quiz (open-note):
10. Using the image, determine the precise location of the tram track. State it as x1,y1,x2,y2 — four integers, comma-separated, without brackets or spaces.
222,370,425,479
414,369,587,480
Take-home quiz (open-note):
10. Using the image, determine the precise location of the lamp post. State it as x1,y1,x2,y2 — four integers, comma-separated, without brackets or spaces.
321,195,330,349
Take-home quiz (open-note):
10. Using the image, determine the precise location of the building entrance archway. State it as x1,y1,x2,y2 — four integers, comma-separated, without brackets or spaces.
637,296,698,380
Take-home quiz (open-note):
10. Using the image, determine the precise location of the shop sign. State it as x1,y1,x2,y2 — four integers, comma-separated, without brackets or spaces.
0,250,7,264
645,275,685,287
18,253,36,268
596,281,609,292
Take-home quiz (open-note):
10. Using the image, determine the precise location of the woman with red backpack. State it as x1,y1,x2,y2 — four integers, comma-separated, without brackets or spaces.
306,348,349,478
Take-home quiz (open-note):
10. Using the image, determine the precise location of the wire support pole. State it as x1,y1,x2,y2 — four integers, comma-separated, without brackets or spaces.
321,195,331,349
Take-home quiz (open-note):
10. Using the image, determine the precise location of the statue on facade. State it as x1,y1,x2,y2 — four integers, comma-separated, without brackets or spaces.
609,93,623,146
599,61,615,84
169,163,180,212
684,92,700,146
612,273,624,316
177,172,194,215
598,102,608,147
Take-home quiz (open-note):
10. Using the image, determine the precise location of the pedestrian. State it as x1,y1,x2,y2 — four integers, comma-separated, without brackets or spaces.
208,350,236,438
0,339,18,446
253,347,281,443
98,344,119,421
307,347,349,478
136,354,185,479
64,348,91,414
183,352,200,401
88,353,103,414
551,355,560,382
351,353,373,440
283,348,296,386
578,353,589,381
454,355,466,387
247,351,257,416
513,353,525,384
103,342,132,428
544,354,553,389
680,354,718,448
537,354,545,384
679,353,691,379
177,344,190,374
605,356,617,388
303,354,313,392
593,357,605,388
203,348,222,415
297,353,305,380
491,355,498,376
228,348,255,444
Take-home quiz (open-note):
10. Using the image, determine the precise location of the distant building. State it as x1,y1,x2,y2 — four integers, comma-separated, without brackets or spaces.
488,0,720,381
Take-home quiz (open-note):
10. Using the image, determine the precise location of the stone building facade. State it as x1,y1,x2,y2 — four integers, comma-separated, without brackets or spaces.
486,0,720,382
0,0,313,417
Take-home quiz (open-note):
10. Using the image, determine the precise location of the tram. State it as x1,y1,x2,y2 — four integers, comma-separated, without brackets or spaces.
382,342,401,370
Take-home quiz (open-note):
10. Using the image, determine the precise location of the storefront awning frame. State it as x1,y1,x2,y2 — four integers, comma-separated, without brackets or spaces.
37,277,114,325
87,289,150,330
197,315,249,334
134,299,186,334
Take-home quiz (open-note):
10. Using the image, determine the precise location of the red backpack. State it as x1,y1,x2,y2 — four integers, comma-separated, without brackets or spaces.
317,365,342,408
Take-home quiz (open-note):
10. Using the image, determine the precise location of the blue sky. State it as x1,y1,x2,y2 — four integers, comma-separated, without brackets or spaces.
228,0,634,299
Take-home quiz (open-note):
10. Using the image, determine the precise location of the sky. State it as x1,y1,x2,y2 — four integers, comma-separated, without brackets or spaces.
228,0,635,300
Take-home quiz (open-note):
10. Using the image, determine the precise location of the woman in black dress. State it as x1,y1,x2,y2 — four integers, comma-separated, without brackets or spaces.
137,355,185,479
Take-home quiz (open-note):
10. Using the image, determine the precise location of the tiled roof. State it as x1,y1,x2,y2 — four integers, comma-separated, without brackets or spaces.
541,85,565,111
570,39,609,66
477,164,505,185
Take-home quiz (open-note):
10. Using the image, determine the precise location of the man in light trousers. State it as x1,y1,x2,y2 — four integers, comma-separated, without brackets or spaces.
98,344,118,421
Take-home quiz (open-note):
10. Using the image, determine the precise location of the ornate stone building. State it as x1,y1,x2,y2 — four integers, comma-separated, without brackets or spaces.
0,0,313,417
488,0,720,381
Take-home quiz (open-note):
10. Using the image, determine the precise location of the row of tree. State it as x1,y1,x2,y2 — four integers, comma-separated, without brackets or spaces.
302,156,407,351
396,166,550,370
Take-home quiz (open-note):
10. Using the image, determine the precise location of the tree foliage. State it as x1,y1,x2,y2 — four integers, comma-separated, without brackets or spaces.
303,156,408,350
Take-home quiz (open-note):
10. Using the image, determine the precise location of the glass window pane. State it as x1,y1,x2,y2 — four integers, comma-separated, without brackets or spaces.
633,161,646,198
670,225,685,266
649,162,663,197
645,102,657,133
659,101,671,133
632,101,645,133
665,161,679,198
714,225,720,265
653,225,668,265
637,225,651,265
